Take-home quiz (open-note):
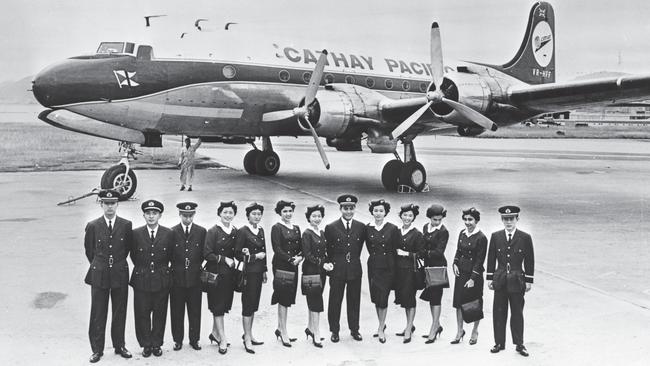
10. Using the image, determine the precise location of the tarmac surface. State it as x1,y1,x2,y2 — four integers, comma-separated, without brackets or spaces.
1,135,649,365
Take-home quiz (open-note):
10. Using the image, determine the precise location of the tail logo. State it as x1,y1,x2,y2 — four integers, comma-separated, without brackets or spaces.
531,21,553,67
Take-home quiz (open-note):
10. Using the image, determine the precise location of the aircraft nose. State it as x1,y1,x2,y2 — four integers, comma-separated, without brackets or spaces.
32,67,56,107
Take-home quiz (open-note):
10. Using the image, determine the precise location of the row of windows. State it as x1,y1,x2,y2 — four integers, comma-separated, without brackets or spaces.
221,64,428,92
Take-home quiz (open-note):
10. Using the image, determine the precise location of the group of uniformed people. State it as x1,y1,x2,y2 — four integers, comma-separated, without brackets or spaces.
84,190,534,363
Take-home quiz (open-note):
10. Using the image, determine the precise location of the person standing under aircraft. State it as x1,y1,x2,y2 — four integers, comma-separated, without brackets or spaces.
204,201,239,355
170,202,206,351
487,206,534,357
419,204,449,344
235,202,268,354
394,204,424,344
451,207,487,345
271,200,303,347
85,189,132,363
325,194,366,343
178,137,202,191
301,204,332,348
365,199,400,344
130,200,174,357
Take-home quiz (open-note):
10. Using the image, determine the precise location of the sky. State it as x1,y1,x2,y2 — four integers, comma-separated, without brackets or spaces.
3,0,650,83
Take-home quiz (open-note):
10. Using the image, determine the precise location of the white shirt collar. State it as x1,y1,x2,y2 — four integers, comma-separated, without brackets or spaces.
401,225,415,236
182,223,192,233
147,225,159,238
427,223,442,233
368,220,386,231
247,223,260,235
278,220,294,230
216,221,234,234
505,228,517,238
463,227,481,237
104,215,116,227
306,226,321,236
341,217,352,228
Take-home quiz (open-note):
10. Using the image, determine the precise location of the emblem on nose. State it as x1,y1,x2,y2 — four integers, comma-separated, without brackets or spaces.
113,70,139,88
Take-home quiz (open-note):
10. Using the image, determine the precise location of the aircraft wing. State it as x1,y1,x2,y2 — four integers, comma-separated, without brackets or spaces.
509,74,650,112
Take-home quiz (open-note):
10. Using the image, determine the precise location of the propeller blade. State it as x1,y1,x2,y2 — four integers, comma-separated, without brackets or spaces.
304,50,328,106
442,97,498,131
262,109,295,122
305,118,330,169
390,101,433,139
430,22,444,90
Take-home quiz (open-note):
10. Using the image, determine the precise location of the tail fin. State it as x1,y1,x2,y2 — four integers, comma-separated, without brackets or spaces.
490,2,555,84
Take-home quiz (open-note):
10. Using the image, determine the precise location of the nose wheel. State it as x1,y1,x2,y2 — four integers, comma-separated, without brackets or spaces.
243,137,281,176
380,139,428,192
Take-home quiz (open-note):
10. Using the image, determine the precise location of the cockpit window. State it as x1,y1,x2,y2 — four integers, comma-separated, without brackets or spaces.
96,42,135,54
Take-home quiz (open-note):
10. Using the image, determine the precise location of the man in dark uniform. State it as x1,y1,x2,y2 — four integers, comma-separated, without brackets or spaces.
170,202,206,351
487,205,535,357
325,194,366,342
130,200,174,357
84,190,133,363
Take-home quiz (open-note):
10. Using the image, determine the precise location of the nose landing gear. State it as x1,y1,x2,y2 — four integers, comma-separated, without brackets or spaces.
99,142,140,201
380,138,428,192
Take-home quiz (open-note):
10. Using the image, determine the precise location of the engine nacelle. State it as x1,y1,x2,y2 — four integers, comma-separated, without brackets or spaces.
457,126,485,137
302,89,355,138
430,72,493,127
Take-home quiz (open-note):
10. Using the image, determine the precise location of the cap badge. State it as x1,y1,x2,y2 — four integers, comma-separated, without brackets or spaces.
148,202,154,207
506,208,511,214
185,205,191,210
106,192,113,198
346,197,351,202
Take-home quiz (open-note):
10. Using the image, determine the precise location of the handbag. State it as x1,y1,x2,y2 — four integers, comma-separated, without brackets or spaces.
233,260,247,293
200,266,219,289
424,266,450,288
460,298,484,323
301,274,322,295
273,269,296,290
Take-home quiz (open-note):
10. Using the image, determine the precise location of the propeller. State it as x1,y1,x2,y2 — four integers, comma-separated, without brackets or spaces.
390,22,497,140
262,50,331,169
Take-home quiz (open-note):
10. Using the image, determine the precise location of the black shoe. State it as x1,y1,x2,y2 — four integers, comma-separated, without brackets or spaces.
396,325,415,337
491,344,505,353
403,336,412,344
373,324,387,338
351,332,363,341
516,344,529,357
142,347,152,358
190,342,201,350
450,330,466,344
250,339,264,346
209,333,219,344
425,326,443,344
218,344,228,354
243,339,255,354
188,186,193,191
180,185,186,191
152,347,163,357
469,331,479,345
330,332,339,343
275,329,292,347
114,346,132,358
173,342,182,351
89,352,102,363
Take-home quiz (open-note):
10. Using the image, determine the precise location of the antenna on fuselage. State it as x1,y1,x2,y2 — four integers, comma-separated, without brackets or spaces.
144,15,167,27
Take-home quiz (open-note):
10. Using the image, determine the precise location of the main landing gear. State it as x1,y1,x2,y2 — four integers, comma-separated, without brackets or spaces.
381,138,428,193
99,142,139,201
243,137,280,176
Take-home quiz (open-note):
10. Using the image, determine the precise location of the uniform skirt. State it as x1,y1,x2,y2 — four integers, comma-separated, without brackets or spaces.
305,273,328,312
368,266,394,308
394,268,417,308
207,269,234,316
419,286,443,306
241,272,264,316
271,269,298,307
452,270,483,309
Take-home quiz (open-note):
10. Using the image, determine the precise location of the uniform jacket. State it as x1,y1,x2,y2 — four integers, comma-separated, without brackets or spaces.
365,222,400,269
302,228,327,275
453,230,488,281
204,224,237,275
325,218,366,280
487,229,535,292
84,216,132,288
129,225,174,292
271,223,302,272
396,227,424,270
170,223,206,288
234,225,267,273
420,223,449,267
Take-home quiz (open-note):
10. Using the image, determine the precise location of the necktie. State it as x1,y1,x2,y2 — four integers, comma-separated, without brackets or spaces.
108,220,112,232
150,230,155,241
345,221,350,232
185,226,189,236
507,233,512,243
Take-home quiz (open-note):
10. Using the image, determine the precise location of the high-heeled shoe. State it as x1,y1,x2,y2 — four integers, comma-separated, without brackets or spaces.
396,325,415,337
242,336,255,354
304,328,323,348
209,333,218,344
469,331,478,345
275,329,292,347
425,326,443,344
373,324,387,338
450,330,465,344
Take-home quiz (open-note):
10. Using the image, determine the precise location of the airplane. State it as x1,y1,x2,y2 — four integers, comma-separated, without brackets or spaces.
31,2,650,200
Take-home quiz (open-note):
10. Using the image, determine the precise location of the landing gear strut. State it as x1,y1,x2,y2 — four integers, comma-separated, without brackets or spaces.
243,137,280,176
100,142,140,201
381,138,428,192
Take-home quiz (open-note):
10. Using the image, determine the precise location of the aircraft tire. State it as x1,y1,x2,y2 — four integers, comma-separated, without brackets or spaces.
398,161,427,192
254,151,280,176
243,150,260,175
381,159,404,191
100,164,137,201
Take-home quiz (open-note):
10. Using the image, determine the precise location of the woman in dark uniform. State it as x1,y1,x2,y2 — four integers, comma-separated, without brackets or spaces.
301,204,332,348
394,204,424,344
203,201,238,354
270,200,303,347
419,204,449,344
451,207,487,345
365,199,400,344
235,202,268,354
